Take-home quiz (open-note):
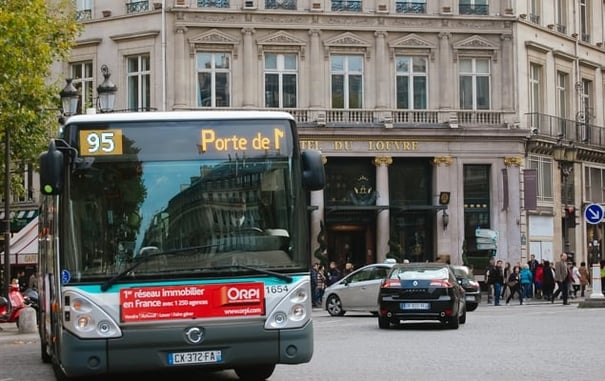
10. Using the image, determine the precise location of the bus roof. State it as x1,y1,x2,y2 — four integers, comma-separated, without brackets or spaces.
64,110,296,124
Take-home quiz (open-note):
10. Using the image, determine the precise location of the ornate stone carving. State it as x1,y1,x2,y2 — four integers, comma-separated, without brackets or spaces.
432,156,453,166
504,156,523,167
373,156,393,166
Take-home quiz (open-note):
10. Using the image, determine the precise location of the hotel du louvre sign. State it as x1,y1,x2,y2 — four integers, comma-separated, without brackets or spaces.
300,138,418,152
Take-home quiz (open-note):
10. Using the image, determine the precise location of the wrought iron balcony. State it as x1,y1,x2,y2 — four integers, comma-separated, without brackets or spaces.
527,112,605,147
76,9,92,21
529,13,540,24
395,1,426,14
331,0,362,12
459,4,488,15
265,0,297,10
556,24,567,34
198,0,230,7
126,0,149,13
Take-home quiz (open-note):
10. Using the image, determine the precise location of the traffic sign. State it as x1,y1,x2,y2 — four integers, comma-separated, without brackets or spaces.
477,243,497,251
475,228,498,239
584,203,604,225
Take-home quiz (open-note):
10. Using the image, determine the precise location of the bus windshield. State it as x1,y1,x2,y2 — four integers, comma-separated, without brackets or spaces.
62,119,301,281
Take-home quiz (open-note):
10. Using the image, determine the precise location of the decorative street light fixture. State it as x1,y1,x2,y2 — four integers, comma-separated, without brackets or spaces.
553,139,578,254
59,78,79,116
96,65,117,113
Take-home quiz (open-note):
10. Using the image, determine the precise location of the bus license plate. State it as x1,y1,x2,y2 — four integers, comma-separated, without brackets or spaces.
401,303,430,310
168,350,222,365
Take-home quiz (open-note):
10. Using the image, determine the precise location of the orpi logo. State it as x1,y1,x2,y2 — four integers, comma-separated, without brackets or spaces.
219,283,264,305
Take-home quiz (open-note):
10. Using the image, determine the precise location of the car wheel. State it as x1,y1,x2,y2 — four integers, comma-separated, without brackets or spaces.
460,306,467,325
466,303,478,312
326,295,345,316
447,315,460,329
378,316,390,329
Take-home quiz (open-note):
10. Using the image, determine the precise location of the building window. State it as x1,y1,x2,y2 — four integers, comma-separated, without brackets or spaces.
528,155,554,202
331,0,362,12
70,61,94,114
586,166,605,203
264,53,297,108
197,0,230,8
197,52,231,107
529,63,542,128
580,0,590,42
459,58,490,110
75,0,92,21
556,71,568,120
331,55,363,109
459,0,489,15
555,0,567,33
395,56,427,109
529,0,540,24
395,0,426,14
265,0,296,10
127,55,151,111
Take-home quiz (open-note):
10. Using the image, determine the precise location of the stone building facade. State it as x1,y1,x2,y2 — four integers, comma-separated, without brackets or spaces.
51,0,605,272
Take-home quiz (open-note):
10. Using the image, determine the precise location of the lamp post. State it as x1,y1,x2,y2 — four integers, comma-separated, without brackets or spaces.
96,65,117,113
3,119,10,298
553,139,577,254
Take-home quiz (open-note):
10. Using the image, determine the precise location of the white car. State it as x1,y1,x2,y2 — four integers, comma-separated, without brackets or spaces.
323,262,395,316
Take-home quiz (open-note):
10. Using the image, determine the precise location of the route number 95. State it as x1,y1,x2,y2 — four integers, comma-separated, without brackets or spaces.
80,129,123,156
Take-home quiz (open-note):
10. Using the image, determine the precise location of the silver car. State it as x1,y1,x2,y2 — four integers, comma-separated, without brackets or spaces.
323,263,395,316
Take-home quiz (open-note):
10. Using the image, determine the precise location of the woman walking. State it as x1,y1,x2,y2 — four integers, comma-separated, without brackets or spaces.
506,266,523,305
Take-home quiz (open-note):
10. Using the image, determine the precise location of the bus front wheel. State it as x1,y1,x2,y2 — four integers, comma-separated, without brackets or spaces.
234,364,276,381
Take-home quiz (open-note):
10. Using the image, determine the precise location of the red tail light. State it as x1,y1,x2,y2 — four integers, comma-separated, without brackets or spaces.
429,280,452,288
380,279,401,288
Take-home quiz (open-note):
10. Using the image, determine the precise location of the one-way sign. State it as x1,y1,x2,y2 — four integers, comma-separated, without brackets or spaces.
584,203,604,225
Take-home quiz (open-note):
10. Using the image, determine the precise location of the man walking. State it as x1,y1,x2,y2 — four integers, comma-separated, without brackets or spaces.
488,259,505,306
552,253,570,305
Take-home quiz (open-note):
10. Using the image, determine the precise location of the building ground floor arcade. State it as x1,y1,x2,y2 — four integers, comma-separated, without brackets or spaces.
300,128,530,272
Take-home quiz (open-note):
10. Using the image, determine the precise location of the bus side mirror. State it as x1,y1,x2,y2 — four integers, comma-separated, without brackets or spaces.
39,140,65,195
302,150,325,191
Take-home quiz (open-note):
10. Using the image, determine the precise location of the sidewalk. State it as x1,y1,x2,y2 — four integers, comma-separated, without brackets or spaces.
0,322,39,344
481,291,591,306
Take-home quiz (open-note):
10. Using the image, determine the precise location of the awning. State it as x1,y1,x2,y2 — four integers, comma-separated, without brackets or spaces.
0,209,39,232
10,216,39,256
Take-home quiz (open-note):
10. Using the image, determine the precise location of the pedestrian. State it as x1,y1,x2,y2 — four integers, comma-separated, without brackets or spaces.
535,261,544,299
528,254,539,297
488,260,505,306
552,253,570,305
485,257,496,304
570,262,581,298
579,261,590,297
519,263,533,299
542,260,555,302
343,262,354,276
327,261,341,286
315,264,327,306
506,266,523,305
501,262,512,300
310,262,320,307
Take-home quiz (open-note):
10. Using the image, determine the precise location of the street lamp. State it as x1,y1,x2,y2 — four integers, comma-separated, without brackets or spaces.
59,78,79,116
553,139,577,253
96,65,117,113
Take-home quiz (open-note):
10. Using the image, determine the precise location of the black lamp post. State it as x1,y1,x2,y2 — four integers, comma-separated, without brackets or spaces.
59,78,79,116
3,118,10,298
553,139,577,254
96,65,117,113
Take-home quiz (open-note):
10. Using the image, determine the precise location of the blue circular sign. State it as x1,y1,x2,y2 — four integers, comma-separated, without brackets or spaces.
584,203,604,225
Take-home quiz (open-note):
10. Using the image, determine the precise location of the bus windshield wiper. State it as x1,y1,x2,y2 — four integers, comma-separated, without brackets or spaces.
100,245,216,292
206,265,293,283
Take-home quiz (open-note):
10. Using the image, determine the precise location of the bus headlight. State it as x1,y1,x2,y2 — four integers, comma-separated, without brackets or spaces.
63,290,122,339
265,281,311,330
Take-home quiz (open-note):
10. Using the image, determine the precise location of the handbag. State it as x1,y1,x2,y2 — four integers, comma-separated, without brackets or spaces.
507,280,518,288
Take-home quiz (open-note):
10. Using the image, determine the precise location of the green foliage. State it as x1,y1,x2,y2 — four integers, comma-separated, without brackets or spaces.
0,0,80,198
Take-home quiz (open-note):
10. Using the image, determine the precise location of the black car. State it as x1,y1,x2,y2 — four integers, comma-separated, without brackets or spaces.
377,263,467,329
451,265,481,311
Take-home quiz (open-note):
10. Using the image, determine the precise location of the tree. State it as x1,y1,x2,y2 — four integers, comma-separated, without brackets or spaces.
0,0,80,198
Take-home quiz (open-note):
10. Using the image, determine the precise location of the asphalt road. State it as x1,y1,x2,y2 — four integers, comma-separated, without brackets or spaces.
1,297,603,381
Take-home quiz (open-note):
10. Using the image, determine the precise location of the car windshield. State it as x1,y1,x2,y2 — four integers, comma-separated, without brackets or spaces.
391,267,450,280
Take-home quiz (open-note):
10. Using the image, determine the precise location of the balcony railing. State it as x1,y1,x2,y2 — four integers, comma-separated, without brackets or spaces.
76,9,92,21
198,0,230,7
527,112,605,147
459,4,488,15
126,0,149,13
265,0,297,9
457,111,501,125
395,2,426,14
331,0,362,12
556,24,567,34
582,34,591,43
529,13,540,24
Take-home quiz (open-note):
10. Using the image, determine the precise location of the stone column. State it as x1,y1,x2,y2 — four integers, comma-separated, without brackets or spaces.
308,29,322,108
374,31,388,109
374,156,392,263
174,26,187,108
432,156,455,262
241,28,255,107
500,34,513,111
438,32,451,109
